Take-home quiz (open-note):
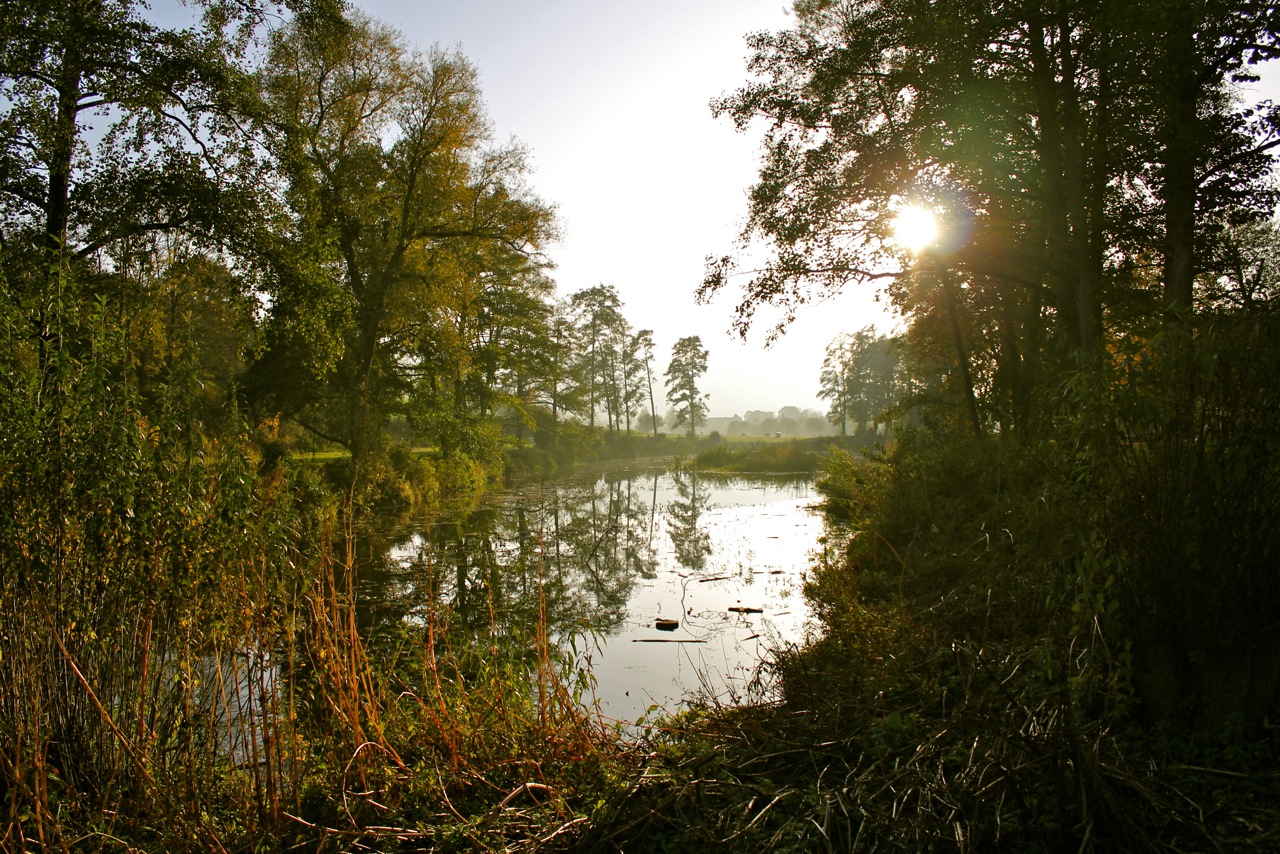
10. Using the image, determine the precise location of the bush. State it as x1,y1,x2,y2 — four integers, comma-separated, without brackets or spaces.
1068,312,1280,731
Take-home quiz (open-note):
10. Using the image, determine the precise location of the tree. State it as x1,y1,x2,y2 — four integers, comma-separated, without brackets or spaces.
1142,0,1280,320
477,261,557,444
820,328,908,436
636,410,664,436
112,252,259,424
247,10,555,468
404,238,554,462
1199,218,1280,311
614,327,648,435
529,303,585,449
665,335,709,439
567,284,624,430
819,334,857,437
634,329,660,439
702,0,1280,415
707,0,1280,732
0,0,266,396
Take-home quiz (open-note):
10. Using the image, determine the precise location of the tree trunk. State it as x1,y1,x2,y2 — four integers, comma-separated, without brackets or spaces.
645,365,658,439
1161,7,1199,323
936,262,982,436
1054,17,1103,356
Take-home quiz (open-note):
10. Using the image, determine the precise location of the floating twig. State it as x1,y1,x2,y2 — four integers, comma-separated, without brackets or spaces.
632,638,708,643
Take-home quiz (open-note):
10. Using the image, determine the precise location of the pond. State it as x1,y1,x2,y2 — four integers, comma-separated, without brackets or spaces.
356,463,825,725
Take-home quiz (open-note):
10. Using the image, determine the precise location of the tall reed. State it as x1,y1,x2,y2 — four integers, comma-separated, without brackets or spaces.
0,295,307,848
0,293,624,851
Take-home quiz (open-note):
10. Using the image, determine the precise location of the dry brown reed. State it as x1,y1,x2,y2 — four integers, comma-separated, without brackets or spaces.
1,454,629,853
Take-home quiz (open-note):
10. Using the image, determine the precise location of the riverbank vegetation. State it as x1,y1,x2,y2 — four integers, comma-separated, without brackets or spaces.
631,0,1280,848
5,0,1280,850
575,328,1280,849
0,0,673,847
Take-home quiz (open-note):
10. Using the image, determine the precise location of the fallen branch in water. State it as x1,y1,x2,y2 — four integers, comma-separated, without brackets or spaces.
632,639,709,643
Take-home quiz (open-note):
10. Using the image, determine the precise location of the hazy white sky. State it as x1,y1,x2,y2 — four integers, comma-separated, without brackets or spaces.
358,0,897,417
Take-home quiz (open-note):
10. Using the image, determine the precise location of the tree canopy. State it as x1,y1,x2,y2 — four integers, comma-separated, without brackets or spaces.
665,335,709,439
724,0,1280,738
703,0,1280,383
244,11,556,465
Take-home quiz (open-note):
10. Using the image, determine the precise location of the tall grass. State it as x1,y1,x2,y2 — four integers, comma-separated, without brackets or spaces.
0,297,626,850
0,295,308,847
570,316,1280,851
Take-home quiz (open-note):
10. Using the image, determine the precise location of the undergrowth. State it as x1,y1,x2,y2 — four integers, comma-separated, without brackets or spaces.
0,296,632,851
568,379,1280,851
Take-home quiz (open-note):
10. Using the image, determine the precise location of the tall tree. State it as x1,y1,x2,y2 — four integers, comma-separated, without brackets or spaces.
707,0,1280,732
530,303,585,449
0,0,265,395
248,10,554,467
665,335,709,439
612,325,648,435
567,283,624,430
477,260,557,444
1144,0,1280,320
404,238,553,462
634,329,660,439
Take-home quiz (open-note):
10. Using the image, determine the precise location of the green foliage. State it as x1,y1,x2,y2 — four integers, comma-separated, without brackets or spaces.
813,445,887,523
1060,311,1280,730
693,439,825,474
664,335,709,439
0,289,305,847
0,0,266,260
247,9,557,469
0,268,633,849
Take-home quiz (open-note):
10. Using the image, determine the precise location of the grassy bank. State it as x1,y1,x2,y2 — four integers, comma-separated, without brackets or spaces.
563,408,1280,849
688,435,881,475
9,321,1279,850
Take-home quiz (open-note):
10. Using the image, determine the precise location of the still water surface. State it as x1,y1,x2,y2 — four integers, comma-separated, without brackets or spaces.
360,465,824,723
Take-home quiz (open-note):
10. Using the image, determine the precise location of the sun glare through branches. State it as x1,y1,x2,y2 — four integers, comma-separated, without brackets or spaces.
892,206,939,253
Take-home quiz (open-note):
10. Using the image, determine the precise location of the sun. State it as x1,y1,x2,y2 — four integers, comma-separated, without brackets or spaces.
892,206,939,253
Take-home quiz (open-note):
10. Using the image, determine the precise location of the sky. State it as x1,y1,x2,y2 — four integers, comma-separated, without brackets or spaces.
354,0,897,417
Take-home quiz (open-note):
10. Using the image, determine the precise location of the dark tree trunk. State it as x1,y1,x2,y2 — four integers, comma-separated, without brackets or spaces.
1161,8,1199,323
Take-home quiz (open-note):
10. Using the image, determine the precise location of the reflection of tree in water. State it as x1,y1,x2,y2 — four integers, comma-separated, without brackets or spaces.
353,471,663,648
667,470,712,572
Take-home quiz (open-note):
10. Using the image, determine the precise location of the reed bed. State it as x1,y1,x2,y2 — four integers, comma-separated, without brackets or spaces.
0,469,632,851
0,331,632,850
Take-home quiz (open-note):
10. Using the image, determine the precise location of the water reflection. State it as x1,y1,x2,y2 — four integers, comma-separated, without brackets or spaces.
357,466,821,722
668,470,711,572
